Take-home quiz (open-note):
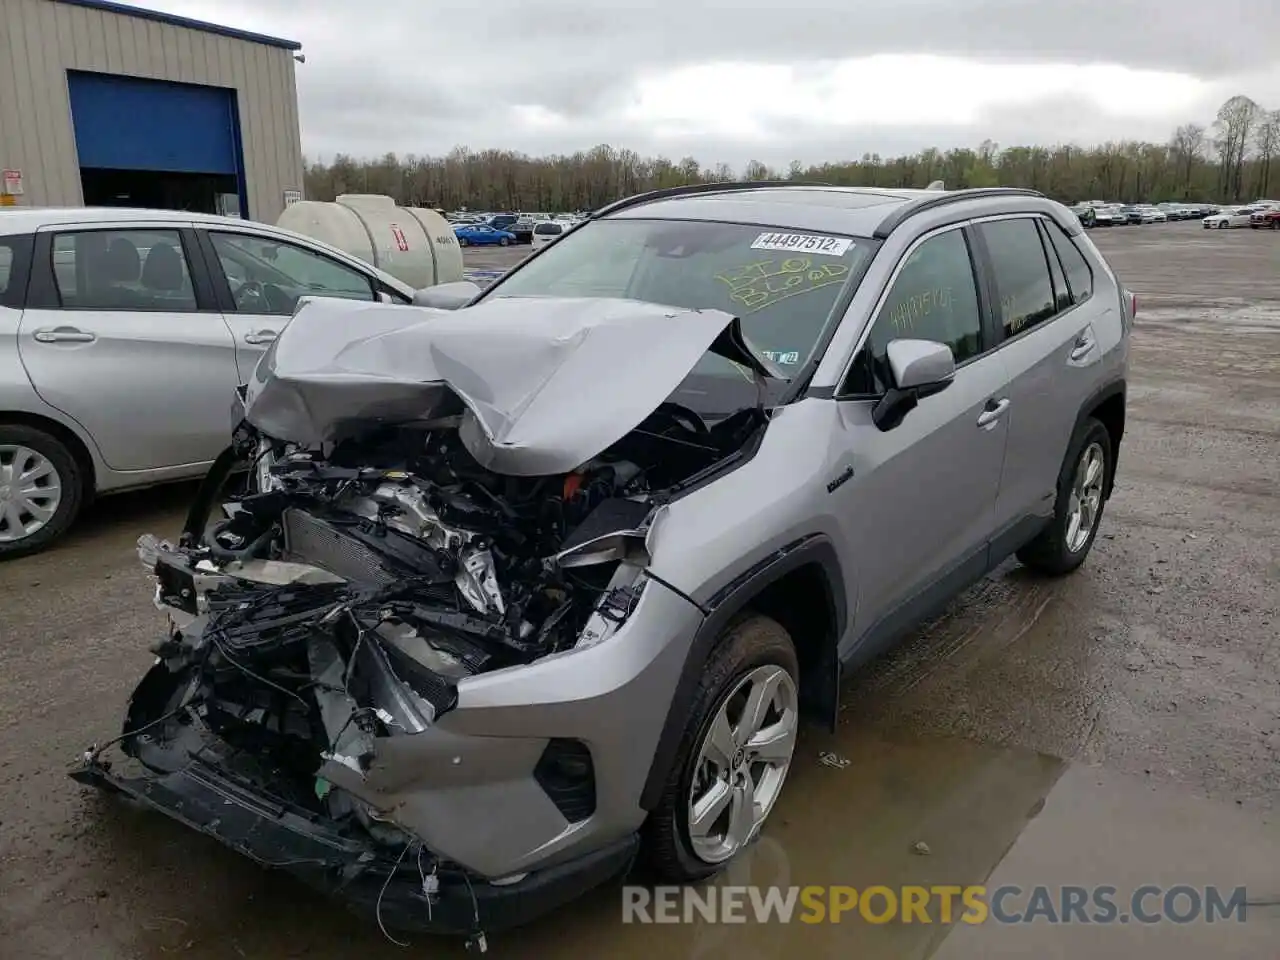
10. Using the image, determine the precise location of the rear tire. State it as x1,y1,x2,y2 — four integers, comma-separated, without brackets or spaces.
458,237,469,246
0,424,86,560
1017,417,1112,576
499,237,510,246
642,614,799,883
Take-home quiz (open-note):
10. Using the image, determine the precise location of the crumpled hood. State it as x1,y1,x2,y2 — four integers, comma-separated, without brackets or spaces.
242,295,756,475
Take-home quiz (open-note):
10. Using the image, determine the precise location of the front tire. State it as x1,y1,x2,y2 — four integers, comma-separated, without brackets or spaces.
0,424,85,560
499,237,510,246
1017,417,1113,576
458,237,469,246
643,614,799,882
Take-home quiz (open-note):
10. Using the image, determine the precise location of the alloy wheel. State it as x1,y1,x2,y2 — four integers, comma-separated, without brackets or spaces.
1065,441,1105,553
0,445,64,543
686,664,799,864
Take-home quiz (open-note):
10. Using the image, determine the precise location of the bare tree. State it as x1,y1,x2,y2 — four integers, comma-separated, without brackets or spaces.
1252,110,1280,198
1169,123,1206,195
1214,95,1260,200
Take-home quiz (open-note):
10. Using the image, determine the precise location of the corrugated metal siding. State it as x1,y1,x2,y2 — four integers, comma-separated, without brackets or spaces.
0,0,304,222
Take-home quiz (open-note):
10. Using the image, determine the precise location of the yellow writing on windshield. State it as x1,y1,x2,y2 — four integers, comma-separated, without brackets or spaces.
715,258,849,313
889,287,953,335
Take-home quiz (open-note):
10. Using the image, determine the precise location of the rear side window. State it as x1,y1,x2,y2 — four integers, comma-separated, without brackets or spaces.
51,229,198,311
1042,220,1094,307
0,234,32,307
977,218,1056,337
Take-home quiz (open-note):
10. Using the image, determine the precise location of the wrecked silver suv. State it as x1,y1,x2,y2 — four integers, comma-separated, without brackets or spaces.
73,184,1129,944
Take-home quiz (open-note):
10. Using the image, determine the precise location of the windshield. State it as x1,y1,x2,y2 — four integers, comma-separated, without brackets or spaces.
479,218,875,378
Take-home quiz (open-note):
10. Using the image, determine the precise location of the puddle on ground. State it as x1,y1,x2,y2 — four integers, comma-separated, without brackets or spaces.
93,729,1279,960
105,731,1059,959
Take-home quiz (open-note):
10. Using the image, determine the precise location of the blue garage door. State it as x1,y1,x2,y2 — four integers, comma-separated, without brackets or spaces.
67,70,243,176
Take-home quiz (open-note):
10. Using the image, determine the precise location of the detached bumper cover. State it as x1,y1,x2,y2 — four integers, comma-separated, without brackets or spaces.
70,757,638,936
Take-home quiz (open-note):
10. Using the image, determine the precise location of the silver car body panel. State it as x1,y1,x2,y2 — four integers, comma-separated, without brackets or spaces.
0,208,416,495
243,295,746,475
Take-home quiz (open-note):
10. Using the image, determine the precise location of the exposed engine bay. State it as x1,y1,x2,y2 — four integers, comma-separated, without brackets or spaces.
127,395,763,823
71,295,777,939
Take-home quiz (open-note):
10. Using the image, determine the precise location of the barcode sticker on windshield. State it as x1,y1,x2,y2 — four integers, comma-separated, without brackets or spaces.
750,232,852,256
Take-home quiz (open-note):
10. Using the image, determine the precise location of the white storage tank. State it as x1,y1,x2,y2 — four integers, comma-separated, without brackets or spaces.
276,194,464,290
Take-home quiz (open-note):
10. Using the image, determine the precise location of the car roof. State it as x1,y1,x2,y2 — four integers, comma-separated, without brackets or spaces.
601,185,1059,238
0,206,414,293
607,186,920,237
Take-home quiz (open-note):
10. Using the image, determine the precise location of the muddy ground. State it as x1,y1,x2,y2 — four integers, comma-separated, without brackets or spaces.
1,222,1277,958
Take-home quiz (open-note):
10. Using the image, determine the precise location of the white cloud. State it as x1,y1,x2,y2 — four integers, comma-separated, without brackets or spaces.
619,58,1210,140
111,0,1280,163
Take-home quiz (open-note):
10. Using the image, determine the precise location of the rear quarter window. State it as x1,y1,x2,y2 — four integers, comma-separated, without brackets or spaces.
0,234,33,308
1043,220,1094,306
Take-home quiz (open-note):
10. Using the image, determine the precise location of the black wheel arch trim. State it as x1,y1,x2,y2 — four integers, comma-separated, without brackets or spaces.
638,534,847,811
1075,378,1126,498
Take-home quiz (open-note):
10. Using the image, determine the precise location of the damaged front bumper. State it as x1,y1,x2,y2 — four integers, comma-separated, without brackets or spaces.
70,750,637,936
70,563,703,934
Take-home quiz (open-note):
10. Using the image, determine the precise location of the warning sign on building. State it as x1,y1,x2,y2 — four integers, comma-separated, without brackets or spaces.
2,169,23,196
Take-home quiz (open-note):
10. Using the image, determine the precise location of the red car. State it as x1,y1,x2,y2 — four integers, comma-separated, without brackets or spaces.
1248,208,1280,229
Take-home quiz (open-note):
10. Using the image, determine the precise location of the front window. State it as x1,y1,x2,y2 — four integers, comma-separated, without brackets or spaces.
479,218,875,377
209,232,375,316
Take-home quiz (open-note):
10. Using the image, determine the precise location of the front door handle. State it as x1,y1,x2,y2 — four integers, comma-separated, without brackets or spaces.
33,326,96,343
244,330,278,345
977,397,1010,429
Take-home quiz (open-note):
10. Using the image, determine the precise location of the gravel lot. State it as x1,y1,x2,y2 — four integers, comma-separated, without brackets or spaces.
1,222,1277,958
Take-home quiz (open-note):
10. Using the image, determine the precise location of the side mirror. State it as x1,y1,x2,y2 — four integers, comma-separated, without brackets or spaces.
412,280,482,311
872,339,956,431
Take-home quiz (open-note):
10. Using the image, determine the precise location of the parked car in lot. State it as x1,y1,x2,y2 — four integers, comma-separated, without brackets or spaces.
1248,207,1280,229
73,183,1132,940
1092,205,1123,227
454,223,516,246
1117,205,1144,225
0,208,417,557
509,216,537,245
531,219,573,248
1068,203,1097,228
1139,206,1167,223
1203,207,1257,229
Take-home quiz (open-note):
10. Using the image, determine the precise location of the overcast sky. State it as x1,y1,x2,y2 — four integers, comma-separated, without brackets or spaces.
122,0,1280,167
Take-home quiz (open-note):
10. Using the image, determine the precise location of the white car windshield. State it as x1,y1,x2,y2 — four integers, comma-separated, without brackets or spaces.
479,218,875,378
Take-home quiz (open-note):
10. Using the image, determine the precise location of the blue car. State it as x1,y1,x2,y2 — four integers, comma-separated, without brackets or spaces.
454,224,516,247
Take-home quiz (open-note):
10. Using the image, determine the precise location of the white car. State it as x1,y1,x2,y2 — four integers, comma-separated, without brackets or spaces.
1140,207,1167,223
1203,207,1256,229
530,219,574,249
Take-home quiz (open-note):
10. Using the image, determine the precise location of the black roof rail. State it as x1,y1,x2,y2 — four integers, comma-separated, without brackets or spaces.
590,180,836,219
871,187,1047,239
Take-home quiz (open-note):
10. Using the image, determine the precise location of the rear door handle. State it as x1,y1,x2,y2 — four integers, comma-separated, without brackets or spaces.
1069,326,1098,362
33,327,96,343
977,397,1010,429
244,330,278,345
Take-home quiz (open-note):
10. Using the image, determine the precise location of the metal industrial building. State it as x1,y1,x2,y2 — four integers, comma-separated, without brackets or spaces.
0,0,305,222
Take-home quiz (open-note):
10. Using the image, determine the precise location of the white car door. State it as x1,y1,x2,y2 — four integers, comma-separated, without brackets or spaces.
197,229,385,381
16,222,241,472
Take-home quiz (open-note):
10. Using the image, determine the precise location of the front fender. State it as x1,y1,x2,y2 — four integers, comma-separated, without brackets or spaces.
638,534,847,811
